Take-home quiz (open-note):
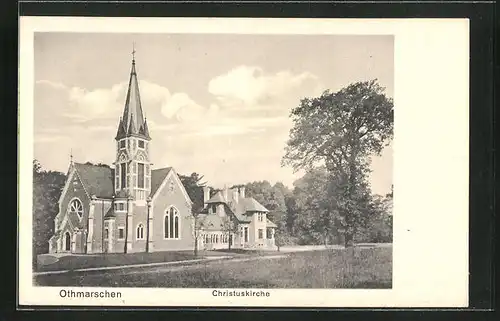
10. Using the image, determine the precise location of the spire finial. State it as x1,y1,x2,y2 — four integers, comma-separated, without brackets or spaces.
70,148,73,165
132,42,136,63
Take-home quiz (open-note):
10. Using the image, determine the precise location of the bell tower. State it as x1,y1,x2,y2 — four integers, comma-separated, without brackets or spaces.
114,47,152,204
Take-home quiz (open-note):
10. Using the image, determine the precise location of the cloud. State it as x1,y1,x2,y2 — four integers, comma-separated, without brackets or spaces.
161,92,206,122
35,80,68,90
35,78,206,125
67,83,125,120
87,125,116,132
208,65,323,109
187,124,265,137
34,133,69,143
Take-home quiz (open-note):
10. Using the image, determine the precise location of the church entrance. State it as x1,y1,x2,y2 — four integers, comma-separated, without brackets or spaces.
64,232,71,252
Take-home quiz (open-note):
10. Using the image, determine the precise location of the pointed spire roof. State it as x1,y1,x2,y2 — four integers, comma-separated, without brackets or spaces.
141,118,151,139
128,113,137,134
115,117,126,140
116,48,151,141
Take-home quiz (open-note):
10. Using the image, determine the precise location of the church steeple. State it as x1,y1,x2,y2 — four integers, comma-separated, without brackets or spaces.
114,46,152,203
115,48,150,141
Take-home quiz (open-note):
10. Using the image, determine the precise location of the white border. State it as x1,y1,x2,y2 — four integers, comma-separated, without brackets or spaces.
19,17,469,307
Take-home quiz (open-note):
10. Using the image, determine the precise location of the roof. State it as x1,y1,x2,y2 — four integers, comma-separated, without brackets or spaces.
266,218,277,228
104,207,116,219
228,197,269,221
115,58,151,140
72,163,175,200
73,163,115,199
238,197,269,213
206,196,268,223
205,190,267,214
115,190,128,199
206,191,227,204
150,167,172,197
199,214,225,231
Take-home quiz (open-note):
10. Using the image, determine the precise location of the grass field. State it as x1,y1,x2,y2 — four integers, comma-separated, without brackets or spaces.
36,250,239,272
35,247,392,288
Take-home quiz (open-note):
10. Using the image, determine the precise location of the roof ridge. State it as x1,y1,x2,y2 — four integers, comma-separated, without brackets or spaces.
152,166,172,172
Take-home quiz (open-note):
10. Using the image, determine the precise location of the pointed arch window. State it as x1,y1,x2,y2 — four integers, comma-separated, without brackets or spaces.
138,163,145,188
164,207,180,239
136,223,144,240
120,163,127,189
64,231,71,251
68,198,84,220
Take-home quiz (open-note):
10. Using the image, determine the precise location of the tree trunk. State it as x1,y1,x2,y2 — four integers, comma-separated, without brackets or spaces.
344,148,357,249
344,231,354,248
194,235,198,257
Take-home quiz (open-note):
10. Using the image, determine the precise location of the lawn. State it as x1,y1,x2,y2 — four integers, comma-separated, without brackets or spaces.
35,247,392,288
36,250,238,272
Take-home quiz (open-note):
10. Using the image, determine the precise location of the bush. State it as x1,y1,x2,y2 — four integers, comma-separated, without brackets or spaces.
276,233,298,246
354,214,392,243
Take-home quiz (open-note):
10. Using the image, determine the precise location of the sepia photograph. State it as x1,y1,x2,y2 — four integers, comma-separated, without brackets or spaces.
19,17,469,308
32,32,394,289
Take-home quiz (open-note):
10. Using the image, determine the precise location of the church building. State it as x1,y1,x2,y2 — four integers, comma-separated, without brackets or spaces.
48,53,276,254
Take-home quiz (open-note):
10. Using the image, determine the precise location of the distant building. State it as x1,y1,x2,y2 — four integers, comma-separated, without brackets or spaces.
198,186,277,250
48,54,276,254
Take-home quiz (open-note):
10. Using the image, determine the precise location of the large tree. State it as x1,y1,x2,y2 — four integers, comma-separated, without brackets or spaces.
33,160,66,266
292,167,338,245
268,210,289,251
283,80,393,247
221,214,239,251
284,192,299,234
179,172,207,257
244,181,287,213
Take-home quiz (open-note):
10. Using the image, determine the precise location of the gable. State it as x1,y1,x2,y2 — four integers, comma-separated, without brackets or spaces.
57,167,76,213
151,167,192,206
117,151,129,163
134,150,148,162
58,168,90,230
150,167,172,197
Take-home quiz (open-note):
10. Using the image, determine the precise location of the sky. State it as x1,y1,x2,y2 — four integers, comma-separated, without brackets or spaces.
34,33,393,195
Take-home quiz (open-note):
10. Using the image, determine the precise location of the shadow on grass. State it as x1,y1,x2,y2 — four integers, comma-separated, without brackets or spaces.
34,247,393,289
36,251,198,272
353,280,392,289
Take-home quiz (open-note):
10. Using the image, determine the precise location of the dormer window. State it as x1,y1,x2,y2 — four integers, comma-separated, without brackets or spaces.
138,140,145,149
119,140,126,149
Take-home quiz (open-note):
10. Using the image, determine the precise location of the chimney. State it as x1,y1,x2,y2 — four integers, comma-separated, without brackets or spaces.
232,188,239,204
240,186,246,199
203,186,210,206
223,185,228,201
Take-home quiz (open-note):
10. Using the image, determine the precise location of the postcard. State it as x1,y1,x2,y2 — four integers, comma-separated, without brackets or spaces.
19,17,469,308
